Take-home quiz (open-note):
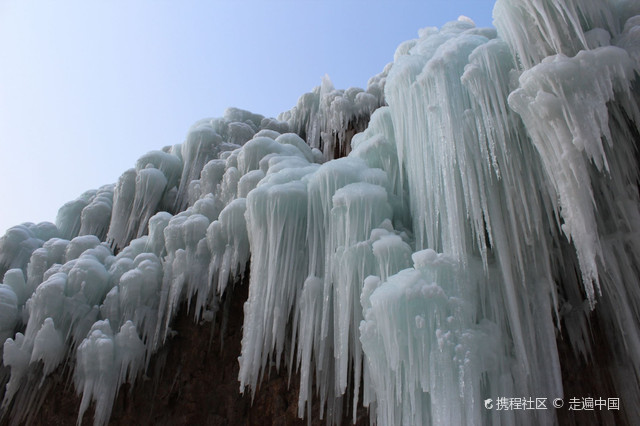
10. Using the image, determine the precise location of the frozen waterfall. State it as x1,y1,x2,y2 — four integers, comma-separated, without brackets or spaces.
1,0,640,425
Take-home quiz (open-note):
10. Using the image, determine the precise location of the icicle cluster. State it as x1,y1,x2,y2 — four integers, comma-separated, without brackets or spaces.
279,72,387,160
365,2,640,423
0,108,320,425
1,1,640,425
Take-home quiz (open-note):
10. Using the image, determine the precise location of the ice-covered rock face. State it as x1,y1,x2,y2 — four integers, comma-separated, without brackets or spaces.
2,2,640,425
0,110,328,425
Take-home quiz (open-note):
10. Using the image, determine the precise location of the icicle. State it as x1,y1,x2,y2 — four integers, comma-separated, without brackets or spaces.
508,46,639,306
0,223,57,280
75,320,145,426
493,0,619,69
79,185,114,241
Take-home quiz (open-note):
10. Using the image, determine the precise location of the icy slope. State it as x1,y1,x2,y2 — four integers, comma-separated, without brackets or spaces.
1,1,640,425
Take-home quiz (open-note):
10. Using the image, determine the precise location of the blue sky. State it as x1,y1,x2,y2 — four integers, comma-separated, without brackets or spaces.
0,0,494,236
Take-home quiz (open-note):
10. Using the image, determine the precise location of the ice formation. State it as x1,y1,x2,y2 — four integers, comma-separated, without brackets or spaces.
1,0,640,425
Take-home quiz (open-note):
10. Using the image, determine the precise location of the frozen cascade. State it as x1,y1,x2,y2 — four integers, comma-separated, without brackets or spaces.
0,1,639,425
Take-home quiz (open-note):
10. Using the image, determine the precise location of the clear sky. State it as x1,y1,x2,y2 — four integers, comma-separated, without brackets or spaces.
0,0,494,236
